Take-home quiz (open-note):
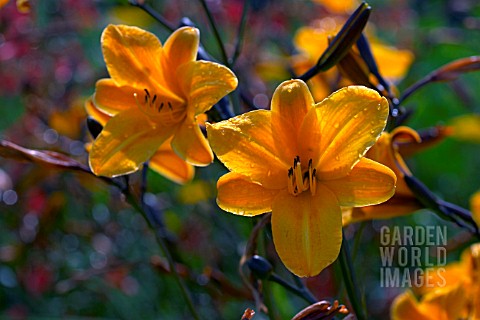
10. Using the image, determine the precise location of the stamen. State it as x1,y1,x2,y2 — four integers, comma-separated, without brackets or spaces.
159,102,164,111
287,157,317,196
152,94,157,105
287,168,294,195
168,102,173,110
311,168,317,196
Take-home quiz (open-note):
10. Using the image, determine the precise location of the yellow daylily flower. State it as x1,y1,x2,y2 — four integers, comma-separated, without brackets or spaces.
449,114,480,143
207,79,396,277
392,243,480,320
85,99,194,184
89,24,238,177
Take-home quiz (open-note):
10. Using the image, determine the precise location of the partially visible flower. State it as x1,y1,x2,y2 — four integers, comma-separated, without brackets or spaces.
391,243,480,320
207,79,396,277
471,191,480,228
85,99,194,184
292,18,414,100
89,25,237,177
449,114,480,144
343,126,452,225
313,0,359,14
343,127,421,225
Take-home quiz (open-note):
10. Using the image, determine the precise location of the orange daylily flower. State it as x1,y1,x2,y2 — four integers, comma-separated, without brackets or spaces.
391,243,480,320
313,0,359,14
89,24,238,177
343,127,422,225
85,99,194,184
292,19,414,100
343,126,453,225
207,79,396,277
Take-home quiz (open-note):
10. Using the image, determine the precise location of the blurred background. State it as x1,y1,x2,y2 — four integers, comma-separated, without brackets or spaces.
0,0,479,318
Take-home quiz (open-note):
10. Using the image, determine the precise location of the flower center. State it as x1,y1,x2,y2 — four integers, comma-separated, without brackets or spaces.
287,156,317,196
134,88,185,126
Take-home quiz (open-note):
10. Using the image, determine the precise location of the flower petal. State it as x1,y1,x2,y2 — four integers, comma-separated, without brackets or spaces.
323,157,396,207
271,79,315,163
89,108,173,177
163,27,199,72
149,141,194,184
177,60,238,116
207,110,288,189
172,119,213,166
316,86,389,180
217,172,279,216
390,291,428,320
271,184,342,277
298,106,322,166
93,79,137,116
85,98,110,126
101,25,165,90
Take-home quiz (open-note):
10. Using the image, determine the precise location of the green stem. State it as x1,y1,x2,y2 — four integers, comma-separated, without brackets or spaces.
230,0,249,65
129,0,175,32
259,229,278,320
339,231,366,320
123,191,200,320
198,0,230,67
269,273,316,304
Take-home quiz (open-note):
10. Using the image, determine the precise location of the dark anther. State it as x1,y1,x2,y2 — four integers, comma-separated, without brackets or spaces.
144,88,150,97
168,102,173,110
312,168,317,177
288,168,293,177
308,159,312,167
152,94,157,105
159,102,164,111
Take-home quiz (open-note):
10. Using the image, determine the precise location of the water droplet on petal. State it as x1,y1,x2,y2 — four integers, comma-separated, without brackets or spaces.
335,155,340,161
267,170,271,177
334,123,339,129
353,114,359,119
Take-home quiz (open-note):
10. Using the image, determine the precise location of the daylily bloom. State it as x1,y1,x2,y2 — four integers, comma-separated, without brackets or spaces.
313,0,358,14
85,99,194,184
391,243,480,320
292,19,414,100
343,126,453,225
343,127,422,225
89,24,238,177
207,79,396,277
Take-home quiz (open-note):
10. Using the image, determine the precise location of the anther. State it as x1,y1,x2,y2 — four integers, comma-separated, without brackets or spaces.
152,94,157,105
159,102,164,111
168,102,173,110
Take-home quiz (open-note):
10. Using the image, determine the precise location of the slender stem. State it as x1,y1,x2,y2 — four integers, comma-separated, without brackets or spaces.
123,191,200,320
259,229,278,320
339,231,366,320
269,273,316,304
198,0,230,67
230,0,249,66
129,0,175,32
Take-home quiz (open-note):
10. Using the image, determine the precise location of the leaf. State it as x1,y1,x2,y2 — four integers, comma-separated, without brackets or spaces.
0,140,90,173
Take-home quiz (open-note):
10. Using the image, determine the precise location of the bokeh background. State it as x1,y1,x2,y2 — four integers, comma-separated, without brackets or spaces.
0,0,479,318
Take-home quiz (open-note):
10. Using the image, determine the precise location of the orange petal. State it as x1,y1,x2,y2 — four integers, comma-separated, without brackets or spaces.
217,172,279,216
101,25,165,90
391,291,428,320
271,185,342,277
298,106,322,166
371,42,414,81
163,27,199,70
149,143,194,184
271,79,315,163
316,86,389,180
177,60,238,116
85,98,111,126
93,79,137,116
342,195,422,226
89,108,173,177
323,157,396,207
171,119,213,166
207,110,288,189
